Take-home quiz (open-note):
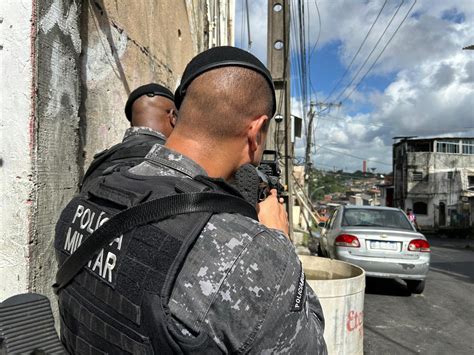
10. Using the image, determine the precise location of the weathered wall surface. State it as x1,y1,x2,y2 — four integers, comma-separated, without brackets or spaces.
0,0,35,299
80,0,208,167
30,0,83,302
1,0,232,303
405,152,474,227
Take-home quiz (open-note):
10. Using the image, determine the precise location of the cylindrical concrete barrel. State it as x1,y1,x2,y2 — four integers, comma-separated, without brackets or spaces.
299,255,365,355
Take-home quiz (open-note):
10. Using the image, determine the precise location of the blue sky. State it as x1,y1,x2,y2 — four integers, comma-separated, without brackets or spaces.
234,0,474,173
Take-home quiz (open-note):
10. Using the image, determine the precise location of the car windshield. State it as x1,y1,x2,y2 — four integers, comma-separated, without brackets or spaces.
342,208,414,231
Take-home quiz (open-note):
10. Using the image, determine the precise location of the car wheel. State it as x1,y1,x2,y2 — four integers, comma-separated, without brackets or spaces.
406,279,425,294
307,238,319,255
317,243,325,257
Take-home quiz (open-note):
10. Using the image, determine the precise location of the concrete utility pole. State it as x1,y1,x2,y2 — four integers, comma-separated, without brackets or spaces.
267,0,294,239
304,102,341,179
304,103,316,178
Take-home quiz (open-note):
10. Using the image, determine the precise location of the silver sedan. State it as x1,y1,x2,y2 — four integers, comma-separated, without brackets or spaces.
318,205,430,294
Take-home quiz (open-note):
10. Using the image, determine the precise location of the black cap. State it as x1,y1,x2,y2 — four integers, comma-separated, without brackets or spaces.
175,46,276,116
125,83,174,121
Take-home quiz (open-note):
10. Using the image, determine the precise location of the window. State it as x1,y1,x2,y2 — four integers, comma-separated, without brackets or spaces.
410,141,431,152
447,171,453,180
437,141,459,154
341,208,413,231
412,171,423,181
468,176,474,191
413,201,428,215
462,141,474,155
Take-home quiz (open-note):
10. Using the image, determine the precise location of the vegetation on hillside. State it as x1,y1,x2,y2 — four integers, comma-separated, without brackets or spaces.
308,169,382,202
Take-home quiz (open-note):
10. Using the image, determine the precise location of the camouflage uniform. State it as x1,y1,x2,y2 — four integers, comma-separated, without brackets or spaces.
129,144,328,354
80,126,166,190
122,126,166,143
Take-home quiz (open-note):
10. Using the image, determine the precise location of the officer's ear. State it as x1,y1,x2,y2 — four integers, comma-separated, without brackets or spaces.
248,115,269,152
169,109,177,127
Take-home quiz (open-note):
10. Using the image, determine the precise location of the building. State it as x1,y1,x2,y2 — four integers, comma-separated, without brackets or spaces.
0,0,233,302
393,137,474,229
378,174,394,207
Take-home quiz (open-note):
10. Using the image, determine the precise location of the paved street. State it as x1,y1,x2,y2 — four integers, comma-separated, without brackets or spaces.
364,237,474,354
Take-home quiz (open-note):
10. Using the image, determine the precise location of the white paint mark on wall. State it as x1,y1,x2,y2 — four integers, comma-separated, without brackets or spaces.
0,0,34,300
46,39,80,118
39,0,81,118
84,17,128,82
40,0,81,53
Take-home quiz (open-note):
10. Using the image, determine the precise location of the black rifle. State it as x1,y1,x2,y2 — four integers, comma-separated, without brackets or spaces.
257,150,286,202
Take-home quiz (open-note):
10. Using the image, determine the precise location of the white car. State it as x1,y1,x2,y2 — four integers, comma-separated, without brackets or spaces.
318,205,430,294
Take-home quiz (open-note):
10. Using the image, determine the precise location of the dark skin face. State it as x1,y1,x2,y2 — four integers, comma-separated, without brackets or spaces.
130,95,177,138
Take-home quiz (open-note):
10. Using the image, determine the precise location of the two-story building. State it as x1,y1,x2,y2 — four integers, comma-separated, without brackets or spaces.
393,137,474,229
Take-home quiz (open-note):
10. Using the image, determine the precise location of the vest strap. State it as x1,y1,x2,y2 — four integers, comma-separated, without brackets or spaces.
54,192,257,294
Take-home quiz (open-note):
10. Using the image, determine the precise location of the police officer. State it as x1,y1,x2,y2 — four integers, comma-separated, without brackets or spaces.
54,47,327,354
80,83,177,190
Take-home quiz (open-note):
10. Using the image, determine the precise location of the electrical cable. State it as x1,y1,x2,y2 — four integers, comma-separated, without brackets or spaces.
316,144,392,166
324,0,388,102
308,0,322,100
341,0,417,103
240,0,245,47
333,0,405,103
245,0,252,49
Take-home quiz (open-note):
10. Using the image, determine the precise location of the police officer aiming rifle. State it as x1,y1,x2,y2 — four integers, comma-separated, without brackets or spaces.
54,46,327,354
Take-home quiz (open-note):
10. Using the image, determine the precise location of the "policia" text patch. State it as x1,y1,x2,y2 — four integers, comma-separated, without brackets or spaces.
291,262,306,312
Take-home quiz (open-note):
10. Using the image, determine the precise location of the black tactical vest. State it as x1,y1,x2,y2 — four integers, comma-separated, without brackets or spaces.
81,134,164,191
55,169,248,354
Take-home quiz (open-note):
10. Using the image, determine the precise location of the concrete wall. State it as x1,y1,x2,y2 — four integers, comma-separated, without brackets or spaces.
403,152,474,228
29,0,83,303
80,0,209,166
1,0,232,302
0,0,35,299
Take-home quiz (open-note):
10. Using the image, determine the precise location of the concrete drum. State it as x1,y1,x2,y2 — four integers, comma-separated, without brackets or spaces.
299,255,366,355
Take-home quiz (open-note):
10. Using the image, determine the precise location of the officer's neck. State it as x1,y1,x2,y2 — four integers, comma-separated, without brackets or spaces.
165,134,245,181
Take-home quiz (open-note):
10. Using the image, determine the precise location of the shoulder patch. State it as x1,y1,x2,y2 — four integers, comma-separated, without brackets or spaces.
291,261,306,312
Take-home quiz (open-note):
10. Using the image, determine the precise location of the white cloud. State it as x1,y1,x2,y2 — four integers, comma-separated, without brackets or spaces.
235,0,474,173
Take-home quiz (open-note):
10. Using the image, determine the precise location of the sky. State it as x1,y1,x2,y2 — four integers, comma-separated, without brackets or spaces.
234,0,474,173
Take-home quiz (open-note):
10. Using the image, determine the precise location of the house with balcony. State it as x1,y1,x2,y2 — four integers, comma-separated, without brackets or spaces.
393,137,474,229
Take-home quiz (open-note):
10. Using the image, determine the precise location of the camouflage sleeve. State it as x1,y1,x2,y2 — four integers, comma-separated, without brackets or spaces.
169,214,327,354
244,229,327,354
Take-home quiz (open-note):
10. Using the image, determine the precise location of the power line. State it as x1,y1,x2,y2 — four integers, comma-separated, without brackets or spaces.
308,0,321,100
324,0,388,102
240,0,245,47
245,0,252,49
290,0,311,139
290,2,303,106
341,0,417,103
333,0,405,103
315,144,392,166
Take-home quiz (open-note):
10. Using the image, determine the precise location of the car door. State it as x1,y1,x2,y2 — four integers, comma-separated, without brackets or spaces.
325,208,341,258
321,208,339,256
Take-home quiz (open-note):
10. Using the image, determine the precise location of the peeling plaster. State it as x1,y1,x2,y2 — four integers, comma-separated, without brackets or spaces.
0,0,35,300
40,0,81,53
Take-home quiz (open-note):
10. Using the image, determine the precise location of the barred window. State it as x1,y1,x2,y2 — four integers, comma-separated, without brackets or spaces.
462,142,474,155
437,141,459,154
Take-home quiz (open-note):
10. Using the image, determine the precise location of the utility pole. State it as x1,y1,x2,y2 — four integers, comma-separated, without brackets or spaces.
304,103,316,179
304,102,341,180
267,0,293,239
